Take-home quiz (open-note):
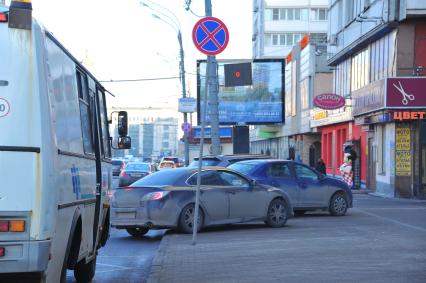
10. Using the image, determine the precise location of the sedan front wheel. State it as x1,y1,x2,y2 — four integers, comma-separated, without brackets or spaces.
329,192,348,216
266,199,289,228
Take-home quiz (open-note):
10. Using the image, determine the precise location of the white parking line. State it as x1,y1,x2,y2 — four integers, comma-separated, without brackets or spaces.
355,208,426,233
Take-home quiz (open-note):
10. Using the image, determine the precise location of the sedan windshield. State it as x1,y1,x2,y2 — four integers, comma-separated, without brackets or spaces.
125,163,150,171
131,169,188,186
228,161,260,175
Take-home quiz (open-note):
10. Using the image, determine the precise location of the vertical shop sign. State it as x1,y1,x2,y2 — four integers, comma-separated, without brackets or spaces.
395,126,411,176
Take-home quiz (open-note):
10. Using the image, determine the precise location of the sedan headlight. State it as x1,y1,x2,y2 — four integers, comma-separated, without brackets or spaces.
141,191,170,201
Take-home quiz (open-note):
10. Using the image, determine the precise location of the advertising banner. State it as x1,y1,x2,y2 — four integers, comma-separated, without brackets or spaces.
197,59,284,125
395,126,411,176
387,78,426,107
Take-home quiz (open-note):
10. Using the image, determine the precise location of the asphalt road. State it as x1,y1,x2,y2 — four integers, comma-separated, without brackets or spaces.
66,228,167,283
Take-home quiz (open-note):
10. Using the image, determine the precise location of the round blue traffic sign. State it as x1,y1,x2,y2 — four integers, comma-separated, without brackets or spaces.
192,17,229,56
181,122,192,133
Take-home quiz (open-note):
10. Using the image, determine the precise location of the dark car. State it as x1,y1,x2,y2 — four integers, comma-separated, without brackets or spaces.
229,160,353,216
111,167,293,237
112,159,127,177
118,162,156,187
189,154,271,168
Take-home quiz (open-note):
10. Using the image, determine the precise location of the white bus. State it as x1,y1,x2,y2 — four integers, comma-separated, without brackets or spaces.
0,1,130,282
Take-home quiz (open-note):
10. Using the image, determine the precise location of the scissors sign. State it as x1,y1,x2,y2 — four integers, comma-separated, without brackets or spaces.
393,81,415,105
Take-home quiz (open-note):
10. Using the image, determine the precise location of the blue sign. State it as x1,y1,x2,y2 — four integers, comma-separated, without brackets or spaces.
193,127,232,139
197,60,285,125
192,17,229,55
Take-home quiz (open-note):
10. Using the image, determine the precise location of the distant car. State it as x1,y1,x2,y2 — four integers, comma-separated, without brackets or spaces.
112,159,127,177
189,154,271,168
161,157,183,167
229,160,353,216
111,167,293,237
119,162,156,187
159,161,176,170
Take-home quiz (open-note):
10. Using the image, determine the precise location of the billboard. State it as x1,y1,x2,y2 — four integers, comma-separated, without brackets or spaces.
197,59,285,125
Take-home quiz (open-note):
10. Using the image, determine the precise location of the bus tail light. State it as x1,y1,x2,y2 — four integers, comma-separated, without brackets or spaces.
0,221,8,232
10,220,25,232
0,13,8,23
0,220,26,232
0,247,5,257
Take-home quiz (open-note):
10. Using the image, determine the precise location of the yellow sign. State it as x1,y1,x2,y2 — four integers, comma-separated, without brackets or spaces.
395,126,411,176
313,111,327,120
396,151,411,176
396,127,410,151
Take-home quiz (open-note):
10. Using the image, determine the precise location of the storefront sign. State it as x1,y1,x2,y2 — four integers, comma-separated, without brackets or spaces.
387,78,426,107
310,108,352,128
393,111,426,121
313,93,345,110
313,110,327,120
352,79,385,116
395,126,411,176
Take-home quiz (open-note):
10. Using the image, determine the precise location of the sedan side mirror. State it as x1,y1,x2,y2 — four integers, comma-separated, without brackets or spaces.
250,179,257,187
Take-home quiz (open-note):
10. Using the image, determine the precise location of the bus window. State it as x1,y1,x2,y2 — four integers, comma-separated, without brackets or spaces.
77,70,94,154
97,88,111,158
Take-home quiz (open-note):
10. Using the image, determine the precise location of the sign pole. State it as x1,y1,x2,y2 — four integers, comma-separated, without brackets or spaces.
192,63,209,246
204,0,221,157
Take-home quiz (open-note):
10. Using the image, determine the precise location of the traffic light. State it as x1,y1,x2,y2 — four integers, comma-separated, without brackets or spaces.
224,62,252,87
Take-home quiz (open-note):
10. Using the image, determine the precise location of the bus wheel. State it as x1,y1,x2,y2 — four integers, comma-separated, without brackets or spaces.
74,256,97,283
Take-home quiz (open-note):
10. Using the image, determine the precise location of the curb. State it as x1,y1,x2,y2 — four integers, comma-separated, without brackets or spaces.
147,233,171,283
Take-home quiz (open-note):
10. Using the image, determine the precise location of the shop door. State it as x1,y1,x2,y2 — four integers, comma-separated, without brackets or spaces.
367,138,376,190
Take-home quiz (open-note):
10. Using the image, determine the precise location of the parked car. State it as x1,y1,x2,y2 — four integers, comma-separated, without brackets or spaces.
112,159,127,177
161,156,183,167
228,160,353,216
111,167,293,237
189,154,271,168
158,161,176,170
118,162,156,187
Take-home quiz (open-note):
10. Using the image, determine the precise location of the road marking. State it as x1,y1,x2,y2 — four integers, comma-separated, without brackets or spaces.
355,208,426,233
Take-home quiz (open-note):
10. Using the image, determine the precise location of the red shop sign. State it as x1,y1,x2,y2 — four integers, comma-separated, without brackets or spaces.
313,93,345,110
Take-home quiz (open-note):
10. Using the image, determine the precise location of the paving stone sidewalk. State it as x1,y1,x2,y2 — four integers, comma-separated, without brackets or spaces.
147,195,426,283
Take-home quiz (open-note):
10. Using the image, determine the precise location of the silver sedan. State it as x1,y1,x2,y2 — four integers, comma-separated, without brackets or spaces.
111,167,293,236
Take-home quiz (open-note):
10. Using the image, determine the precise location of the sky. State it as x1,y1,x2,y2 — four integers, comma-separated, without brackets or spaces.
29,0,253,117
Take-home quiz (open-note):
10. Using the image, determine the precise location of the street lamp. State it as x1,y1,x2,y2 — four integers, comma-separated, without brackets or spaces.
141,1,190,166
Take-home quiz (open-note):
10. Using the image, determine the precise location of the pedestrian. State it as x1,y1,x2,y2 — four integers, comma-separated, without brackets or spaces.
315,158,326,175
339,153,353,187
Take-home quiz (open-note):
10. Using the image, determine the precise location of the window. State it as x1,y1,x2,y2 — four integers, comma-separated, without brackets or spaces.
266,8,309,21
311,8,328,21
218,171,249,188
187,170,222,186
266,33,303,46
351,48,369,91
76,70,94,154
97,88,111,158
294,164,318,181
267,163,292,178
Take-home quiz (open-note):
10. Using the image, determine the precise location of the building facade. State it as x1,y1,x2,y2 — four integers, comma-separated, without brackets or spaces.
253,0,329,59
326,0,426,198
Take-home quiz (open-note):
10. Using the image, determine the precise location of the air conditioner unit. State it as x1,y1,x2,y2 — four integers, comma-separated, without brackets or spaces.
329,34,337,46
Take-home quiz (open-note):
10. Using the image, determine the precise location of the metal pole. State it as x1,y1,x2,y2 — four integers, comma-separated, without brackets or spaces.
192,62,209,245
178,32,190,166
205,0,221,156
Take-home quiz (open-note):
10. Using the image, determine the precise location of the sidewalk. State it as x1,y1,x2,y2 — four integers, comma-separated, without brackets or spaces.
147,195,426,283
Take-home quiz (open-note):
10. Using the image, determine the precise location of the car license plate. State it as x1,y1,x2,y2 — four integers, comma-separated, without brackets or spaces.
117,212,136,219
131,174,142,177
